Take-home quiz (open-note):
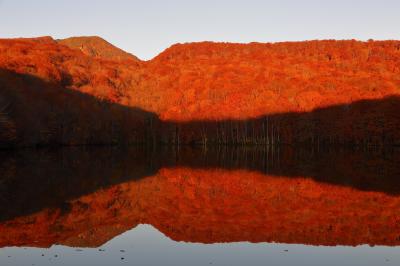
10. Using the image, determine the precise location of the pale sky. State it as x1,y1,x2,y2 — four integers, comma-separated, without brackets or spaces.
1,0,399,60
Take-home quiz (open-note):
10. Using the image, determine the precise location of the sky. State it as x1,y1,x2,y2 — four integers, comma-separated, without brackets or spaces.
4,224,400,266
1,0,400,60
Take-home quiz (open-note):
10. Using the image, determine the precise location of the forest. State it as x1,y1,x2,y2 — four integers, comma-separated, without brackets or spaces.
0,36,399,148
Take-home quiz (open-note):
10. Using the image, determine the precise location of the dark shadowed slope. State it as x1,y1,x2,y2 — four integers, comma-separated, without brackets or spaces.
0,69,156,148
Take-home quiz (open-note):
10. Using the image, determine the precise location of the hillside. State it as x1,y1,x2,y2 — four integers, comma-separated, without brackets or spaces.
57,36,140,62
0,37,400,147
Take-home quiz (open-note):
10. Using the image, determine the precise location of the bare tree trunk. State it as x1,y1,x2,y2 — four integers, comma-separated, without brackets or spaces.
0,103,16,144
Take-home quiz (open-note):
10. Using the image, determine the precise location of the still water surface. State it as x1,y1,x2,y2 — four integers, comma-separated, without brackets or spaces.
0,146,399,265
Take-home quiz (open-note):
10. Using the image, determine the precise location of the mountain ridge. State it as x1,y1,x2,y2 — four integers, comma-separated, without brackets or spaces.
0,36,400,147
57,36,140,62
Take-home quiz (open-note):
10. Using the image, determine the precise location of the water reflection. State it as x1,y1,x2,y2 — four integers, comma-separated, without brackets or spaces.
0,146,400,250
3,224,400,266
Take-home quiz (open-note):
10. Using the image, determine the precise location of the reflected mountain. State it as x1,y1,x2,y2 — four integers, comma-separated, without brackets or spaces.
0,147,400,248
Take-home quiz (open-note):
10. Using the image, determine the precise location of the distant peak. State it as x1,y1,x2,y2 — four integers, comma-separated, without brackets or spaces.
57,36,140,62
59,36,106,42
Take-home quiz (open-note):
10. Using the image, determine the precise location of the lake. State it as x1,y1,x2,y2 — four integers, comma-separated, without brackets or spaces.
0,146,399,266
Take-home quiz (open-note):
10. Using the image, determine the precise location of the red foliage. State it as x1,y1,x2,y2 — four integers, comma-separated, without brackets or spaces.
57,36,140,62
1,37,400,146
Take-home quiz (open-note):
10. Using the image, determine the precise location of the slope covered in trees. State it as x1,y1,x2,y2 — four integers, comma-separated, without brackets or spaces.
57,36,140,62
0,37,399,147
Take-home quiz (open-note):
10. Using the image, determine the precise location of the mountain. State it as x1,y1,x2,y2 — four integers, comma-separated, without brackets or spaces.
57,36,140,62
0,36,400,148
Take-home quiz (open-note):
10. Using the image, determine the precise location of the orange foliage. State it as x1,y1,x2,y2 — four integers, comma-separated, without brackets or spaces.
1,37,400,147
57,36,140,62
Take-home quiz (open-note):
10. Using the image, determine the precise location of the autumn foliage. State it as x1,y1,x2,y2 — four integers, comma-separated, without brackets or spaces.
57,36,140,62
0,36,400,147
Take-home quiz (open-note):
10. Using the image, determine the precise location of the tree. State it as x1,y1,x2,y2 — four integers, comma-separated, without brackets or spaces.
0,102,16,145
